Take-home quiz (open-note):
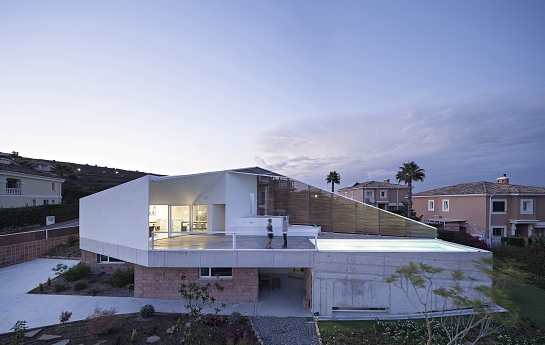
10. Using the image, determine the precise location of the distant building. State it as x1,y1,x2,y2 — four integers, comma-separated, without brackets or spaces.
0,164,64,208
338,179,408,210
413,174,545,246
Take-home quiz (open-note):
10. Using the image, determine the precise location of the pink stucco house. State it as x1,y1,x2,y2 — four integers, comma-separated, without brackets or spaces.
413,175,545,246
338,179,409,211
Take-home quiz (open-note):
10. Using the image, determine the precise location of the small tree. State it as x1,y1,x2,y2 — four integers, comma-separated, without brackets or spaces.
10,320,27,345
385,258,526,345
178,272,227,345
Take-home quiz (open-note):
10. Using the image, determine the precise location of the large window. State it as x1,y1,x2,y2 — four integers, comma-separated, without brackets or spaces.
492,200,506,213
199,267,232,278
521,199,533,214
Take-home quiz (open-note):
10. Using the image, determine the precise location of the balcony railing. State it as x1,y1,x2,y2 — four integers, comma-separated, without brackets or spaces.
5,188,21,195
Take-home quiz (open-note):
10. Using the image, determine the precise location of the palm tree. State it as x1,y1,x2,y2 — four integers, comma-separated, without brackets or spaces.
396,161,426,219
326,171,341,193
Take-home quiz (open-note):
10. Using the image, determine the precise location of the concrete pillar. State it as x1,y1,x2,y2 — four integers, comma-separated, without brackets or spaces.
528,224,534,237
511,223,517,236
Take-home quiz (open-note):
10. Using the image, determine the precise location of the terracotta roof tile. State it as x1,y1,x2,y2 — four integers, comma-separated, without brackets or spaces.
414,181,545,196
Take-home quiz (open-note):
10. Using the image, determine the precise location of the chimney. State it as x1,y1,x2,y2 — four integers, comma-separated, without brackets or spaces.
496,174,509,184
384,179,390,184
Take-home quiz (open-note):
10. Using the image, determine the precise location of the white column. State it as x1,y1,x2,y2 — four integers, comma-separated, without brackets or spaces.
528,224,534,237
511,223,517,236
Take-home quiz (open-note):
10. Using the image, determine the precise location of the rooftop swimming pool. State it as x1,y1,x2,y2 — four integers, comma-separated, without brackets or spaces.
312,238,486,252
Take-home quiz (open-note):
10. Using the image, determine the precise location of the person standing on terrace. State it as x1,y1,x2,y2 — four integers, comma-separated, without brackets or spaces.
265,218,274,249
282,216,289,249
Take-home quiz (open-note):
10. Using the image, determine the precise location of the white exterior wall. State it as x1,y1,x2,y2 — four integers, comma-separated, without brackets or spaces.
80,175,150,252
311,250,491,316
225,172,258,228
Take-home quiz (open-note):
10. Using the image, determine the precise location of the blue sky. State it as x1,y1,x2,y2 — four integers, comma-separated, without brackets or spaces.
1,1,544,192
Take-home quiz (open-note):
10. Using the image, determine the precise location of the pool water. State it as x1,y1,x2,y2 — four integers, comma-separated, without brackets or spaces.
311,238,485,252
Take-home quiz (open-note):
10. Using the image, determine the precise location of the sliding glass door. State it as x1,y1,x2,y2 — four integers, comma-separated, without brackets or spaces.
170,205,190,234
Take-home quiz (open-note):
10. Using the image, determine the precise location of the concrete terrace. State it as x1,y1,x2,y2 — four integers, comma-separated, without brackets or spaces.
150,233,317,250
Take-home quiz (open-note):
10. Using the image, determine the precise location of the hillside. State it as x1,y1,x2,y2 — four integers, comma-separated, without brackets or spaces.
4,153,162,204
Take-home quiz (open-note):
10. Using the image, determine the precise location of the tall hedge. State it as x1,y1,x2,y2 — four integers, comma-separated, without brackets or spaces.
0,204,78,230
492,245,545,278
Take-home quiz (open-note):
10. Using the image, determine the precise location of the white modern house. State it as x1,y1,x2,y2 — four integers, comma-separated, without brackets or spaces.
80,167,491,317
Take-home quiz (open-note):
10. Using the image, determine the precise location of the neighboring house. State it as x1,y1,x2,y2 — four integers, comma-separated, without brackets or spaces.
338,179,409,211
0,163,64,208
413,175,545,246
80,167,490,317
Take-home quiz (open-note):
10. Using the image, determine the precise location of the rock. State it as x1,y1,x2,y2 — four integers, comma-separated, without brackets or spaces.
166,326,176,334
38,334,62,340
146,335,161,343
52,340,70,345
25,329,42,337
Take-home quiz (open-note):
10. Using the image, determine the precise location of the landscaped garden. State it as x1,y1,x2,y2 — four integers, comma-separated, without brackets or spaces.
2,249,260,345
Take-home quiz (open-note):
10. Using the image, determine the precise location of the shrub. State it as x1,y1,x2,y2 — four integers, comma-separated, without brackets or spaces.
54,283,69,292
52,263,68,276
110,268,134,288
126,283,134,291
87,306,122,335
38,283,43,292
140,304,155,318
59,311,72,324
64,263,91,282
492,245,545,278
73,280,88,291
46,277,51,286
68,235,79,246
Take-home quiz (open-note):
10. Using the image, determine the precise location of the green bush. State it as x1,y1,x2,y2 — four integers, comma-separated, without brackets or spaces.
68,235,79,246
140,304,155,318
110,268,134,288
64,263,91,282
54,283,69,292
0,204,78,230
73,280,88,291
493,245,545,278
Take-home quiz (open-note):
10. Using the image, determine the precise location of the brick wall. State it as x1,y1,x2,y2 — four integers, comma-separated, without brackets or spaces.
81,249,134,274
134,265,259,302
0,235,73,268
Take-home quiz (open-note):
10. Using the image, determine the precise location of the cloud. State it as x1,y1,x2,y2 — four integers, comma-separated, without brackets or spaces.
253,91,545,191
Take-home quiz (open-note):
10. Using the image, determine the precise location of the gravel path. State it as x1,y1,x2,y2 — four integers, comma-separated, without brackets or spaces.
250,316,319,345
